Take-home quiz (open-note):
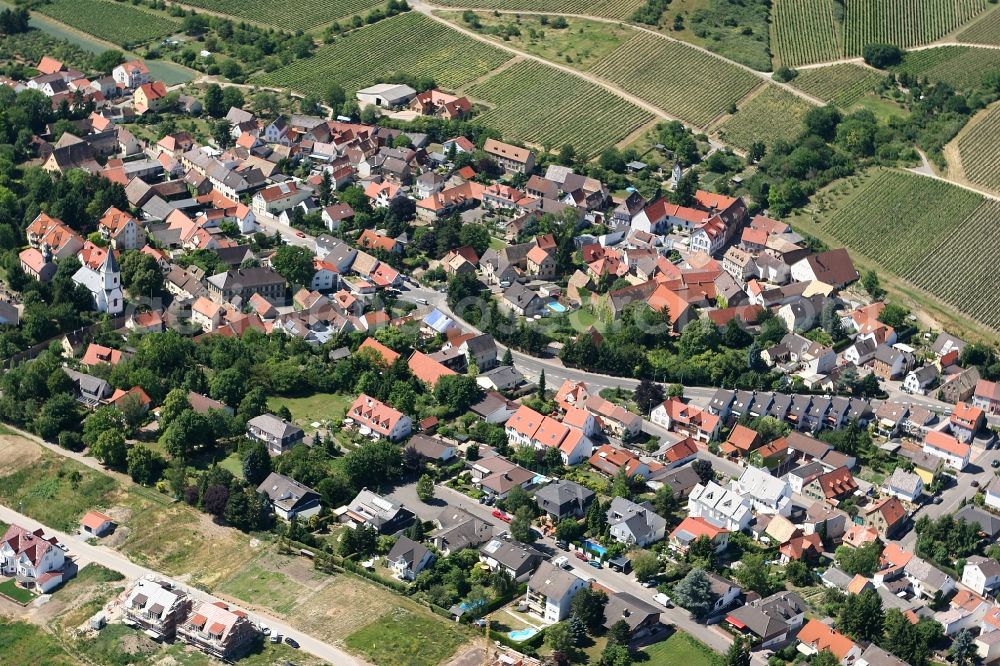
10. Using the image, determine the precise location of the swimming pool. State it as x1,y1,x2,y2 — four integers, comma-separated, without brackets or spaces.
547,302,568,313
584,540,607,556
509,628,538,641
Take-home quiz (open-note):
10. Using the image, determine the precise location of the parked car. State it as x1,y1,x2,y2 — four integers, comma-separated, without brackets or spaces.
556,540,569,550
492,509,512,523
992,459,999,468
574,551,588,561
933,496,943,504
284,636,300,649
260,625,271,636
972,480,980,488
552,556,570,570
654,592,673,608
588,560,602,569
270,633,281,644
294,230,306,238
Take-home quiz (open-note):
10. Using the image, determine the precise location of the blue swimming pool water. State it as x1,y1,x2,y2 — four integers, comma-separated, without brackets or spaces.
509,628,538,641
584,540,607,556
547,302,568,313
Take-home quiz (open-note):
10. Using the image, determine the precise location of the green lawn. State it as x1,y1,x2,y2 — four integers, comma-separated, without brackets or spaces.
0,618,78,664
642,630,719,666
218,563,306,615
218,452,244,480
268,392,353,432
0,454,117,532
0,578,35,604
344,610,468,666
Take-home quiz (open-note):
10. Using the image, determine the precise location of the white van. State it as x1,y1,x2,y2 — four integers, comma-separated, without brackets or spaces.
653,592,673,608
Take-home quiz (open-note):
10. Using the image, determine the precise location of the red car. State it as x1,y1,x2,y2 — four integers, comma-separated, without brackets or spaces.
295,230,306,238
574,551,588,561
492,509,512,523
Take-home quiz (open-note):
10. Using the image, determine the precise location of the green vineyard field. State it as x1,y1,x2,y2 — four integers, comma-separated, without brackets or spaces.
177,0,384,31
36,0,179,48
254,13,511,94
842,0,990,56
891,46,1000,91
790,64,882,107
715,86,814,150
957,105,1000,193
957,5,1000,44
771,0,841,67
909,200,1000,332
468,61,653,159
588,33,761,127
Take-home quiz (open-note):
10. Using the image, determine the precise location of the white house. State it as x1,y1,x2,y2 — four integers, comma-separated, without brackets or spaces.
386,536,434,581
252,182,309,216
963,557,1000,597
985,476,1000,512
606,497,667,547
882,468,923,503
256,472,322,521
0,524,65,593
923,430,971,471
112,59,149,89
525,561,586,623
687,481,752,532
733,467,792,516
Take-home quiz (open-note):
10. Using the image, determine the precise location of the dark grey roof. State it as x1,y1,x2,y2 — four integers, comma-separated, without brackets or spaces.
256,472,320,512
535,480,594,513
955,505,1000,538
406,434,455,460
603,591,661,631
207,267,286,290
247,413,303,440
387,535,431,568
527,561,583,600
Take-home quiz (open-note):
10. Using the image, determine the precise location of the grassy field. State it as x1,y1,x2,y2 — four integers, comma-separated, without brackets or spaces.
441,12,634,71
956,104,1000,193
254,12,512,94
0,436,116,532
790,63,883,107
468,60,654,158
771,0,841,67
428,0,646,20
0,619,80,665
789,169,1000,335
0,577,35,603
344,609,469,666
218,559,314,615
842,0,991,55
35,0,179,48
268,392,354,432
588,32,761,127
890,46,1000,90
642,630,718,665
715,85,814,149
178,0,384,31
957,4,1000,44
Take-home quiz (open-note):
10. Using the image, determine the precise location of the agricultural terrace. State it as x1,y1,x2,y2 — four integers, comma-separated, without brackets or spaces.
588,32,761,127
770,0,841,67
177,0,384,31
254,12,511,94
822,171,984,276
890,46,1000,91
468,60,653,158
35,0,179,48
842,0,991,55
790,63,883,107
910,200,1000,332
957,4,1000,44
429,0,646,20
715,85,814,150
956,104,1000,194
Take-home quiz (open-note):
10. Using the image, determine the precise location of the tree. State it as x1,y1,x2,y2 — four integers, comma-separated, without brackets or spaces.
343,440,403,488
501,348,513,366
272,244,315,286
546,622,575,657
631,551,660,583
599,644,632,666
241,441,271,486
204,83,226,117
92,429,127,469
555,518,584,543
950,629,975,666
692,459,714,485
586,498,607,535
121,250,164,298
126,444,164,485
672,568,715,618
803,105,842,141
835,541,881,576
433,374,481,415
607,618,631,647
570,587,608,633
325,83,346,110
784,559,811,587
339,524,377,556
651,484,676,517
224,486,270,531
203,484,230,517
416,474,434,502
671,171,699,206
159,388,191,430
722,635,750,666
538,368,546,399
877,303,910,328
838,588,883,641
634,379,664,414
861,269,884,299
810,651,840,666
83,406,126,448
510,506,536,543
863,43,904,68
734,553,772,595
93,50,124,74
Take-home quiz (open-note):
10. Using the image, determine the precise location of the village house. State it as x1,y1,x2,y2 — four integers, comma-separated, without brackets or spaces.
123,578,191,639
972,379,1000,415
882,468,923,503
963,557,1000,596
670,516,729,555
347,393,412,441
505,405,593,465
796,619,862,665
113,59,150,89
339,489,414,534
246,413,305,455
725,591,806,649
949,401,984,443
387,536,434,581
0,524,65,594
607,497,667,547
525,561,586,623
650,397,721,443
687,481,752,532
922,429,971,471
206,267,287,306
176,601,260,660
479,535,543,582
862,497,907,540
257,472,321,521
734,466,792,516
483,138,535,174
430,507,494,556
534,480,595,521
